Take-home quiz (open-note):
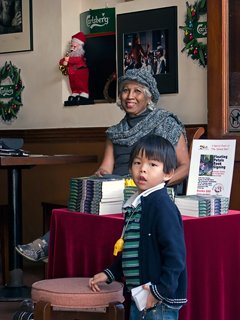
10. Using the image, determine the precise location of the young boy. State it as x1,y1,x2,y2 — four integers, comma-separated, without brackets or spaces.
89,135,187,320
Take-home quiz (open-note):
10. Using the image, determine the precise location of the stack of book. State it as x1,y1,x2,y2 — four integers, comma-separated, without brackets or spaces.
175,195,229,217
68,175,125,215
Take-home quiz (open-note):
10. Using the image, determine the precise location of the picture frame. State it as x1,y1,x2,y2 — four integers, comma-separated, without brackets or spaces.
117,6,178,94
0,0,33,54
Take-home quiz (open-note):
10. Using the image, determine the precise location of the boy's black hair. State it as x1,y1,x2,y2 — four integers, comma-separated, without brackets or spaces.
129,134,177,174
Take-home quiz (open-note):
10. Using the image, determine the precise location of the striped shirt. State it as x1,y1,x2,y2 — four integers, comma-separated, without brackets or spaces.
122,204,141,291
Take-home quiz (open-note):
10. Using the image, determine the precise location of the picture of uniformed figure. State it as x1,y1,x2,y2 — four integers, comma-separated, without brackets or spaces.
199,154,214,176
123,30,168,75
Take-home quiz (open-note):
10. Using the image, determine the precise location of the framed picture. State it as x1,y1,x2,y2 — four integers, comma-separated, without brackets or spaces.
117,6,178,94
0,0,33,54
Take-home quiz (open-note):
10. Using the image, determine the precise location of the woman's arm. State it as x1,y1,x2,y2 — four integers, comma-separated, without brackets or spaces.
94,138,115,176
167,133,190,186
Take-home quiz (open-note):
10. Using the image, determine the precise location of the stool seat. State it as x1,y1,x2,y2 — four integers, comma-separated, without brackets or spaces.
32,277,124,309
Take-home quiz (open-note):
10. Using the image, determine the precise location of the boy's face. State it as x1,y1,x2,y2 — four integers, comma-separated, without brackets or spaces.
130,151,173,192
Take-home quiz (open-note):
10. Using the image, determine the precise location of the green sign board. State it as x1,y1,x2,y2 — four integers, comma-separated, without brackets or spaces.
193,22,207,39
0,85,14,99
80,8,115,35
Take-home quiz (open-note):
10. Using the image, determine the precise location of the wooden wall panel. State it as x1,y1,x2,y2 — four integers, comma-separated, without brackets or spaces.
0,127,106,143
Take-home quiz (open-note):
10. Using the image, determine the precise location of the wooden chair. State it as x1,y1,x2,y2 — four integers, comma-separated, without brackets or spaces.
32,277,125,320
186,126,206,157
181,126,205,194
0,204,9,285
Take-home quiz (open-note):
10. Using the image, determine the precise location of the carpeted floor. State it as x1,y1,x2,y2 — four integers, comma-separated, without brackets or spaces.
0,262,44,320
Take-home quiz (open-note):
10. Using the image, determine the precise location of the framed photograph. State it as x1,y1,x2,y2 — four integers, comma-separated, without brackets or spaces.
0,0,33,54
117,7,178,94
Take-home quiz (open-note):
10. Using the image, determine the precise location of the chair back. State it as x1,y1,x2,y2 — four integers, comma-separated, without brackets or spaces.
186,126,205,157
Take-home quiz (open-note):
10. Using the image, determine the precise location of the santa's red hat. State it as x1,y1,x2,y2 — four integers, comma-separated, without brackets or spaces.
71,32,86,45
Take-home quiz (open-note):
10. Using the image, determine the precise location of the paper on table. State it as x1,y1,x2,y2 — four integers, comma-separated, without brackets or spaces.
131,282,151,311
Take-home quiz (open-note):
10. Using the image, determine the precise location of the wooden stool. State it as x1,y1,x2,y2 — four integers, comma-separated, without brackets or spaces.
31,277,125,320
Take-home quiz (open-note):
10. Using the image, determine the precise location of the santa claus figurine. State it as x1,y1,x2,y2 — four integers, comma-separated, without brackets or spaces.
59,32,93,105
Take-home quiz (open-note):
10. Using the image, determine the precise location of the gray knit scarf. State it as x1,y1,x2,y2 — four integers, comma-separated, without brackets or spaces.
106,108,187,147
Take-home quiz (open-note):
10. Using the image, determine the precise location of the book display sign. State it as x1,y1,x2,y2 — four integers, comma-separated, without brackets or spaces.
187,140,236,198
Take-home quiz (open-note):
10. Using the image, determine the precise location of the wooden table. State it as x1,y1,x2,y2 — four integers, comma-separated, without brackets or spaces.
0,154,97,300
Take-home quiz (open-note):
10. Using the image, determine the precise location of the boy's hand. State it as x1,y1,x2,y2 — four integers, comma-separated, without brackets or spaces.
142,283,160,310
89,272,108,292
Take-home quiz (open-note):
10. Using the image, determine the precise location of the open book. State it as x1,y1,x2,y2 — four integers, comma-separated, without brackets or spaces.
131,282,151,311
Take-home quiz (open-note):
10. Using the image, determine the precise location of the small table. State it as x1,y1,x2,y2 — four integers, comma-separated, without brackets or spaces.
48,209,240,320
0,154,97,300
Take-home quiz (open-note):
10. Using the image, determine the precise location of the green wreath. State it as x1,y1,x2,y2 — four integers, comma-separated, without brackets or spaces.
0,61,24,122
180,0,207,67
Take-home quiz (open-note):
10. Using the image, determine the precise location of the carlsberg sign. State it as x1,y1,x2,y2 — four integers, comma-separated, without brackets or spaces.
80,8,115,35
194,22,207,39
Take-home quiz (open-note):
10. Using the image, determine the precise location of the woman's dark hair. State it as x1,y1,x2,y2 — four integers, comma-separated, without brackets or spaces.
129,134,177,173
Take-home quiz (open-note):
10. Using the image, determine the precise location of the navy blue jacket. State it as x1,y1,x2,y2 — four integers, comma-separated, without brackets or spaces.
105,187,187,306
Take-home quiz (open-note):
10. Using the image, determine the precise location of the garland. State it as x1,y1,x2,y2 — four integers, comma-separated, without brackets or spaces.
0,61,24,122
180,0,207,67
103,72,117,103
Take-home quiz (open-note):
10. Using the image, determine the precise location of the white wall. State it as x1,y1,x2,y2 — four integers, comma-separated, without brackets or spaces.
0,0,207,129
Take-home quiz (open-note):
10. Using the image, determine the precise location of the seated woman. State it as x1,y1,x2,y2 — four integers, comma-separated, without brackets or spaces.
15,68,190,262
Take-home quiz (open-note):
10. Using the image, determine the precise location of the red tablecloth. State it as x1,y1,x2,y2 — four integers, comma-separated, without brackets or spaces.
48,209,240,320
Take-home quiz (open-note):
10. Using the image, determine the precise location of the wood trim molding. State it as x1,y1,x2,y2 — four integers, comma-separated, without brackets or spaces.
207,0,229,138
0,128,107,143
0,124,207,143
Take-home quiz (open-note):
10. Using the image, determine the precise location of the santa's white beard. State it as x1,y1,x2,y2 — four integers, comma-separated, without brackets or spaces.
69,47,85,57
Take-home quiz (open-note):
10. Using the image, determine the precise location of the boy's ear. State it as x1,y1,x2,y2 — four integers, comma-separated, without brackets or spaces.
163,169,174,182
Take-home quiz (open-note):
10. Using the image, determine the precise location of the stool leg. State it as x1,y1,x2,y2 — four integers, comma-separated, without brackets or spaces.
108,302,125,320
34,301,51,320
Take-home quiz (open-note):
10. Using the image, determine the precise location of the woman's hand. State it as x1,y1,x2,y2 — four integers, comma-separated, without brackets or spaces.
89,272,108,292
94,168,111,177
93,138,114,176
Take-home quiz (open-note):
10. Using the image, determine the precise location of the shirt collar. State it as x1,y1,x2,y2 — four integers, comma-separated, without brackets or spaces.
123,182,165,209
